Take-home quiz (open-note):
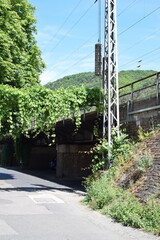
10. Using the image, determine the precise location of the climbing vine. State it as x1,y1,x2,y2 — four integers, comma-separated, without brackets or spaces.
0,84,102,140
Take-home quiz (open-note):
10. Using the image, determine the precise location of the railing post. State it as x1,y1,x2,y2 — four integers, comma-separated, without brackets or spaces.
156,73,160,105
130,83,133,111
127,99,133,120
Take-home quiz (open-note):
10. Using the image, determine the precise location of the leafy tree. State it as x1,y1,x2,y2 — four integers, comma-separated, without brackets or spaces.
0,0,45,88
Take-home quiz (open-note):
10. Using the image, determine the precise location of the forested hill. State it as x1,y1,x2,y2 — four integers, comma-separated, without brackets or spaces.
45,70,157,90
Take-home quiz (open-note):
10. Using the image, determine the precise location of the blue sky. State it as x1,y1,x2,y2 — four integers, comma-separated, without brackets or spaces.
29,0,160,85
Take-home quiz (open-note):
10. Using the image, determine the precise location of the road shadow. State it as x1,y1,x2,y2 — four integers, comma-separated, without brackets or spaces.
0,172,15,180
2,167,86,196
0,183,85,197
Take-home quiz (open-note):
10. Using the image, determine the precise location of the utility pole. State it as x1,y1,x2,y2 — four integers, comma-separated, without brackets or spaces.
103,0,119,164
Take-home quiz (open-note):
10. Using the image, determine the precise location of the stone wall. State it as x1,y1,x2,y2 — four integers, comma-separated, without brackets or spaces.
56,144,93,179
135,131,160,201
119,97,160,137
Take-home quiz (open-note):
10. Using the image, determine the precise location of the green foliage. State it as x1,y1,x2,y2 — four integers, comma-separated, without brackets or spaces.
45,70,157,90
84,174,123,210
103,189,144,229
84,130,159,235
135,149,153,173
45,72,102,90
106,195,160,235
0,0,45,88
119,70,157,89
137,126,155,141
0,85,101,139
90,131,132,173
111,130,133,163
90,139,109,173
142,199,160,235
84,173,160,235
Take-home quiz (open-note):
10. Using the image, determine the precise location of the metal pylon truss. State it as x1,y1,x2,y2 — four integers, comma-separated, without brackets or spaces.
103,0,119,147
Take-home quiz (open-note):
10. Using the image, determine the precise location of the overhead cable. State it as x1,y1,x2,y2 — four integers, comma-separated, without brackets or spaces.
119,46,160,69
45,32,97,76
43,2,96,59
54,51,94,81
42,0,83,54
118,0,138,17
119,6,160,36
119,28,160,55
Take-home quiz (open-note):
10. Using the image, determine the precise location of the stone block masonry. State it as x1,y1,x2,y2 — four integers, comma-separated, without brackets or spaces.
135,131,160,201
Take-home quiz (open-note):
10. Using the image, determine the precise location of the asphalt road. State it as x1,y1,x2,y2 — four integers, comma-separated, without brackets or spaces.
0,167,159,240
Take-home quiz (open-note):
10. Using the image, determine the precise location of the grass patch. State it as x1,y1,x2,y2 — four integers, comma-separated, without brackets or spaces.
84,173,160,236
84,129,160,235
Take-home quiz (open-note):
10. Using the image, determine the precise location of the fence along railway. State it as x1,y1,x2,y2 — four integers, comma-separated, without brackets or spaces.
119,71,160,132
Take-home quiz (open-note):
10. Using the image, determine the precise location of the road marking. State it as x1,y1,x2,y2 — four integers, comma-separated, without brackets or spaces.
29,193,64,204
0,219,18,235
0,180,14,189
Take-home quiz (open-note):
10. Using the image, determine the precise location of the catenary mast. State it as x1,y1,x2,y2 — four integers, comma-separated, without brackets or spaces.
95,0,119,166
103,0,119,164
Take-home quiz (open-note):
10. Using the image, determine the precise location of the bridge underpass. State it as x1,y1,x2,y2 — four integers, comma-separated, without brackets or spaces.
0,72,160,179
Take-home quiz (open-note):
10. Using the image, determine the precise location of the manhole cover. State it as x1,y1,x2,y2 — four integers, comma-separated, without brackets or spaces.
32,197,56,204
29,194,64,204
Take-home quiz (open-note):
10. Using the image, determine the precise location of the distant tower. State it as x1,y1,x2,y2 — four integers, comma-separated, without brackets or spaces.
103,0,119,163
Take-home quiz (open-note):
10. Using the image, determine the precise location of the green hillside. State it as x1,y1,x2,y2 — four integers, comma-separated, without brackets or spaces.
45,70,157,90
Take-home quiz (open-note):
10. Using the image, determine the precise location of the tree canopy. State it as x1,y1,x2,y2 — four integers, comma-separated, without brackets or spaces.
0,0,45,88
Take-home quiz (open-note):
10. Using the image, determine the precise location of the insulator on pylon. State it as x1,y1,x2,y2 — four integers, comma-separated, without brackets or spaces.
95,43,102,76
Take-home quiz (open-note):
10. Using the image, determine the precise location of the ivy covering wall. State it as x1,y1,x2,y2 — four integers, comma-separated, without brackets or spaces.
0,85,102,140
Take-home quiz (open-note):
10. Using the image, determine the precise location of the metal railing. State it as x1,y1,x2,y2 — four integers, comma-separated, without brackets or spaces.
119,72,160,113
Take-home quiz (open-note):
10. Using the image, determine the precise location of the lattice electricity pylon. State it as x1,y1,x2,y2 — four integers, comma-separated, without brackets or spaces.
103,0,119,158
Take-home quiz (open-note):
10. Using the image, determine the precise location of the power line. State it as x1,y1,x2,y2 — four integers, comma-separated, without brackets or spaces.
45,32,97,76
118,6,160,36
43,2,96,60
142,55,160,69
119,46,160,69
136,50,160,67
53,51,94,81
118,0,138,17
42,0,83,54
119,28,160,55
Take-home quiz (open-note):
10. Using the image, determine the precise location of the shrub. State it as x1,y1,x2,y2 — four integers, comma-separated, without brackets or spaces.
90,131,133,173
86,178,121,209
103,192,144,229
135,149,153,172
84,173,160,236
142,199,160,235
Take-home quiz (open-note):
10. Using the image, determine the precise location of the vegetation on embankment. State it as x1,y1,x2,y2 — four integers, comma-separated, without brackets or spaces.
45,70,157,90
83,130,160,236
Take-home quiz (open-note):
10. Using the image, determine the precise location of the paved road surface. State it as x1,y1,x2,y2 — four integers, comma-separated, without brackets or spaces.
0,167,159,240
